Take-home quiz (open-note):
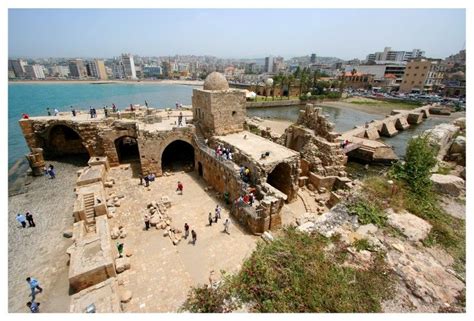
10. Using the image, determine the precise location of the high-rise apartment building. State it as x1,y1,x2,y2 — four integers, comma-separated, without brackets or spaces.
86,59,108,80
24,64,46,79
121,53,137,79
366,47,425,63
264,56,275,73
9,59,27,78
310,53,317,63
69,59,88,78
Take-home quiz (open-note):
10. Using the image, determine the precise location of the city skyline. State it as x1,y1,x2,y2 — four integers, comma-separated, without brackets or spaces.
9,9,465,60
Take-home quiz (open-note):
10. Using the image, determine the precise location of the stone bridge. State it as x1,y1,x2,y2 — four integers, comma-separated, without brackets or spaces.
337,105,432,163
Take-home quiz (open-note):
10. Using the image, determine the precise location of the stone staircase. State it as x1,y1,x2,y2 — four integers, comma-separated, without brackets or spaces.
83,193,96,233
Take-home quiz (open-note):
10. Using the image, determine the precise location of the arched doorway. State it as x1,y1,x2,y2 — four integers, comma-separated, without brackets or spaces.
161,140,195,172
267,163,292,198
45,125,89,162
115,136,140,163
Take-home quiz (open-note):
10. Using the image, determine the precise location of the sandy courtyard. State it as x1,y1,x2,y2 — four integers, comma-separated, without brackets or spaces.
106,165,258,312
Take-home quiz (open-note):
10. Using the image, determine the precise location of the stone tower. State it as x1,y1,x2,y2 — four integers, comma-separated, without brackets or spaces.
192,72,246,136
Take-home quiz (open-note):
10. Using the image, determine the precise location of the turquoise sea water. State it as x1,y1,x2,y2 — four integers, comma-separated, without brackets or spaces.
8,83,195,168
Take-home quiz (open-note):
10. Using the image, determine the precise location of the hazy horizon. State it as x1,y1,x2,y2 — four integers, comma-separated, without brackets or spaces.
9,9,466,60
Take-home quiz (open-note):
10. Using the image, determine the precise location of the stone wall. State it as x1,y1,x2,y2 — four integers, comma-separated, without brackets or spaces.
192,89,246,137
137,126,195,176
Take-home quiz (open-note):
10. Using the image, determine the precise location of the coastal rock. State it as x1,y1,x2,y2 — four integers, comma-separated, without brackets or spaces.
449,136,465,155
430,174,465,197
452,117,465,130
386,209,432,242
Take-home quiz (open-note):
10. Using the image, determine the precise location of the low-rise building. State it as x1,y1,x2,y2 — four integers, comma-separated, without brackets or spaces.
400,59,445,93
339,71,374,90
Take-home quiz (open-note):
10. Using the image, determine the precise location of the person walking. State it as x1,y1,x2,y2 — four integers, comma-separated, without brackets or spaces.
191,230,197,245
46,108,51,116
26,301,40,313
103,106,108,118
48,164,56,179
176,181,183,195
25,211,35,227
144,213,150,231
26,277,43,300
71,107,76,117
184,223,190,239
223,219,231,234
112,104,117,113
89,106,94,118
215,205,221,219
117,242,124,258
144,175,150,187
208,212,213,226
178,112,183,127
16,214,27,228
54,108,59,116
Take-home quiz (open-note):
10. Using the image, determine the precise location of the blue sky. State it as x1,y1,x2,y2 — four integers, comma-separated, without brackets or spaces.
8,9,465,59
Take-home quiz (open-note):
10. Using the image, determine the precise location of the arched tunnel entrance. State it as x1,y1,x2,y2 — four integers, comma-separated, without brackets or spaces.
161,140,195,172
115,136,140,163
45,125,89,163
267,162,292,199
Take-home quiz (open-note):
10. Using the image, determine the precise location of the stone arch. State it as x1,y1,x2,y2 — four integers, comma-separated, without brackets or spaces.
44,124,90,160
114,136,140,163
266,162,293,198
161,139,195,172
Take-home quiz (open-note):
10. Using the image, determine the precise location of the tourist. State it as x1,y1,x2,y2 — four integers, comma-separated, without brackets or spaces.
176,181,183,195
175,102,179,109
26,301,40,313
144,175,150,187
191,230,197,245
89,106,94,118
117,110,121,119
22,113,29,119
144,213,150,231
249,193,254,206
71,107,76,117
145,100,149,108
117,242,124,258
26,277,43,300
148,173,155,182
16,213,27,228
184,223,190,239
103,106,108,118
54,108,59,116
214,211,219,223
223,219,230,234
46,108,51,116
228,151,233,160
25,211,35,227
215,205,221,219
208,212,213,226
48,164,56,179
93,108,97,118
112,104,117,113
139,174,143,185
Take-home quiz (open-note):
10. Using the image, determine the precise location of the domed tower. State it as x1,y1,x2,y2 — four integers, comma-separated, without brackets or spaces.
192,72,246,136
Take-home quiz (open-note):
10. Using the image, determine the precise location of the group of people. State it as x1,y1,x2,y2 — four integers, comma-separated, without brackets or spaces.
175,101,183,109
89,106,98,118
139,173,156,187
235,192,255,207
16,212,36,228
43,164,56,179
215,145,233,161
208,205,231,234
46,107,60,116
239,166,251,183
184,223,198,245
26,277,42,313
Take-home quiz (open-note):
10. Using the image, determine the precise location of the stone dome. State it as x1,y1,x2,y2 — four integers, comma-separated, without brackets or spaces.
203,72,229,91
